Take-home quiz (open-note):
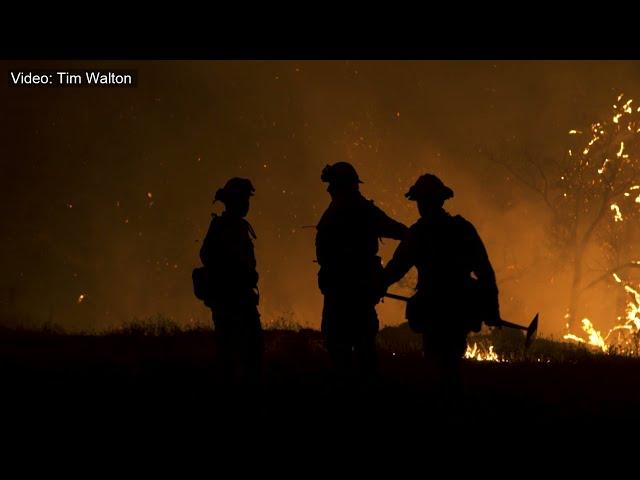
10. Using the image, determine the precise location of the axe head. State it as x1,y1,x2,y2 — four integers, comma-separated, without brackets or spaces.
524,313,539,349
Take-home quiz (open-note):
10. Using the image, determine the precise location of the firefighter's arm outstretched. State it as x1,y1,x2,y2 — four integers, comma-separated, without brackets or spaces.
383,230,417,288
371,204,409,241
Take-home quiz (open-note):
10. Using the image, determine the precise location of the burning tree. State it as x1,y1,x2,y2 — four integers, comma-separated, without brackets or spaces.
493,94,640,354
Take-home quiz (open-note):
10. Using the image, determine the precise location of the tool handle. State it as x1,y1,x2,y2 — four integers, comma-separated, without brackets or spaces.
384,292,410,302
499,319,528,331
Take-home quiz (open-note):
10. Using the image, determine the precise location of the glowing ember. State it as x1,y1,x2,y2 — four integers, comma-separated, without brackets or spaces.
610,203,623,222
77,293,86,304
597,158,610,174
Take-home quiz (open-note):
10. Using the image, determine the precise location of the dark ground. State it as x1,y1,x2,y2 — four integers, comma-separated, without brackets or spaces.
2,323,639,459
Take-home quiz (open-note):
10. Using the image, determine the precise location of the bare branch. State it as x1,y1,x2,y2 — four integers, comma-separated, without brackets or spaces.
487,151,556,212
582,262,640,291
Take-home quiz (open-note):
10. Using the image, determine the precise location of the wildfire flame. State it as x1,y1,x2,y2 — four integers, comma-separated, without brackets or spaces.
464,342,503,362
563,319,607,352
624,285,640,330
561,94,640,356
564,273,640,355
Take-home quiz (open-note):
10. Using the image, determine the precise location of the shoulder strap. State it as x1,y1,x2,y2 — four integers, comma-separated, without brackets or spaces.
245,220,257,240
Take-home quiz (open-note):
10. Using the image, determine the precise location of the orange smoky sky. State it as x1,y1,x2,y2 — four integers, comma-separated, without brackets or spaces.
2,60,640,335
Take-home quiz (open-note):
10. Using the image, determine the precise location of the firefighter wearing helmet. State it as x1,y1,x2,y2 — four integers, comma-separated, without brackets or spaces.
196,177,262,385
316,162,408,379
384,173,501,398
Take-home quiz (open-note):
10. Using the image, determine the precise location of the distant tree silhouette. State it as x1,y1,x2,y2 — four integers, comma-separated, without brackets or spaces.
490,94,640,330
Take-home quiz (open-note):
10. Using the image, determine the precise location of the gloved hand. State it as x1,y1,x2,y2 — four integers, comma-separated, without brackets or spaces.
372,280,388,305
484,309,502,328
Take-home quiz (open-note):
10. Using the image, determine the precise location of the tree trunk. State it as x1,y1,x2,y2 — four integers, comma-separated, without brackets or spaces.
568,245,585,330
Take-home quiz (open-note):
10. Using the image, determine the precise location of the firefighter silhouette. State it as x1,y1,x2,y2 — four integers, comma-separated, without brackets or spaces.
384,174,501,397
316,162,408,379
197,178,263,385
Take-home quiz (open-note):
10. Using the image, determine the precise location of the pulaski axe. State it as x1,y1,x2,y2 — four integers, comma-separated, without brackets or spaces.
384,292,539,349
